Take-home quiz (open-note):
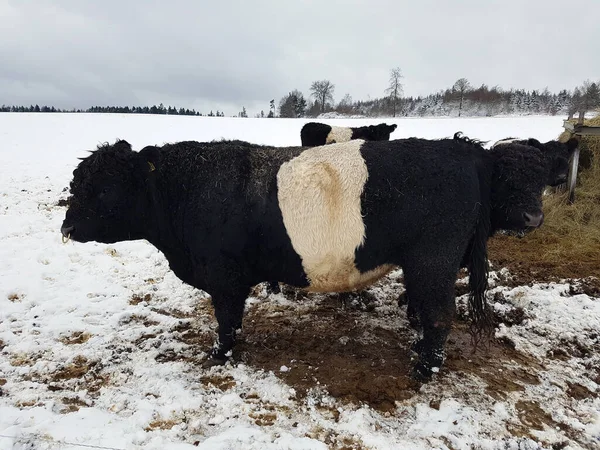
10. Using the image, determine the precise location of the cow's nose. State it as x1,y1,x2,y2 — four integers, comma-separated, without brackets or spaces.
61,225,74,237
523,211,544,228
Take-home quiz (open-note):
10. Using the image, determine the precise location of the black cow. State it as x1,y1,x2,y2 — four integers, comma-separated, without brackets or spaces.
402,133,578,331
492,136,579,186
300,122,397,147
61,136,551,380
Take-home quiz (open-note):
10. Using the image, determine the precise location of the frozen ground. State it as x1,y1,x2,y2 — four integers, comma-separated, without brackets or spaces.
0,114,598,449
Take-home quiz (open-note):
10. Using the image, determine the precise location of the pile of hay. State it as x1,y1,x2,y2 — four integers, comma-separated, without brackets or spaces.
489,113,600,280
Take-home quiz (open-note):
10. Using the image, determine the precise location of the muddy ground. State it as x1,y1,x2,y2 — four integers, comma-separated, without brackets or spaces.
152,258,599,448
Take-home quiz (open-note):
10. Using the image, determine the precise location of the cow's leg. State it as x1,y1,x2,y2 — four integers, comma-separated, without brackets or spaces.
202,286,248,368
403,259,458,381
404,292,422,331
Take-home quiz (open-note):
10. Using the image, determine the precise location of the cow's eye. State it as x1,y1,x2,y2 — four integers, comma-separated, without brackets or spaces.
98,187,111,199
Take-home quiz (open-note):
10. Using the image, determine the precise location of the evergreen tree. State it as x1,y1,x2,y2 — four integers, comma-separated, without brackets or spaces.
278,90,306,118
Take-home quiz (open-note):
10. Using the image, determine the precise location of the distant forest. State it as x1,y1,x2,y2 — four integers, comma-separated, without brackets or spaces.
0,103,224,117
2,75,598,119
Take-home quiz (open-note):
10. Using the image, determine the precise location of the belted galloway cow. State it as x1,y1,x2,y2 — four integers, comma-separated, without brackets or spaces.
61,135,553,379
300,122,397,146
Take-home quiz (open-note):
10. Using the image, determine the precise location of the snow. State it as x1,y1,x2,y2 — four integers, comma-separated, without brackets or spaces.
1,113,599,449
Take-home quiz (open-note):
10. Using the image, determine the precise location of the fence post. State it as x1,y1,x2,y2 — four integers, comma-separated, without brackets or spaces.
567,146,581,204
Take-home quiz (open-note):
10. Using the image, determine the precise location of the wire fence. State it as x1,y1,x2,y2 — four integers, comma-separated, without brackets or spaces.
0,433,127,450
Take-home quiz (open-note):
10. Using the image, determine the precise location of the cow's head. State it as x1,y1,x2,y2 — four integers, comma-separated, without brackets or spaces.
61,140,158,244
371,123,397,141
489,143,549,232
524,137,578,186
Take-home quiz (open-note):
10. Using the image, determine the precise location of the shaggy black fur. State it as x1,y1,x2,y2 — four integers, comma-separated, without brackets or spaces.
300,122,332,146
493,136,579,186
351,123,398,141
300,122,397,146
62,136,551,380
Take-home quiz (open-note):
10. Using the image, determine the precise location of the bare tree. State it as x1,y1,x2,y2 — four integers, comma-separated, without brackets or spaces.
452,78,471,117
568,87,583,120
337,93,353,114
567,80,600,122
268,99,275,118
385,67,404,117
578,80,600,122
310,80,335,113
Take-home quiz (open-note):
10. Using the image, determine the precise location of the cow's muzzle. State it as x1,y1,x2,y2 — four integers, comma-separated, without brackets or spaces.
523,211,544,228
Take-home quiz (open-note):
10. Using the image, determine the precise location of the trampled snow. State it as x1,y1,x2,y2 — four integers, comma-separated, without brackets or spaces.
0,113,598,449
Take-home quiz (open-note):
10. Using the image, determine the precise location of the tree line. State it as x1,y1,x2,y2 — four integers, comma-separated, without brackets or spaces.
274,72,600,119
2,71,598,119
0,103,208,116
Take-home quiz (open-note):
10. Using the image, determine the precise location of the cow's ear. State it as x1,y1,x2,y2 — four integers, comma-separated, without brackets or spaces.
526,138,541,147
390,124,397,131
113,139,132,152
138,146,160,173
566,137,579,153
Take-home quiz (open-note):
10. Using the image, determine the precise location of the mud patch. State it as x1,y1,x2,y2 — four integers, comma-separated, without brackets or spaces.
236,296,542,412
59,396,91,414
130,293,153,305
59,331,91,345
249,412,277,426
52,356,95,381
120,314,160,327
546,334,600,360
7,292,21,302
568,278,600,298
200,374,236,391
43,356,109,397
145,419,179,431
489,235,600,282
566,382,595,400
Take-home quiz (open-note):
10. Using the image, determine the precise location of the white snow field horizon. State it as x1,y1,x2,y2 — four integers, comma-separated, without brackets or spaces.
0,113,598,449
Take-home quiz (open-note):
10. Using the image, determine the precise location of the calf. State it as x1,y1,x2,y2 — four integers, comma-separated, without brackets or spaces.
61,136,552,380
300,122,397,147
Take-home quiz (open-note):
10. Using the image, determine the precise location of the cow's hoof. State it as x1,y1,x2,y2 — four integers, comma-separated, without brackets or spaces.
265,282,281,296
397,292,408,306
411,362,434,382
410,339,424,354
201,357,227,369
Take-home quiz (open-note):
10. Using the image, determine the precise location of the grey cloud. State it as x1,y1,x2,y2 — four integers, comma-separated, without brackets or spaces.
1,0,598,115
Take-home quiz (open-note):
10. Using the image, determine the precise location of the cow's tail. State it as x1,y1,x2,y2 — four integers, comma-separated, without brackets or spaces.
466,186,495,347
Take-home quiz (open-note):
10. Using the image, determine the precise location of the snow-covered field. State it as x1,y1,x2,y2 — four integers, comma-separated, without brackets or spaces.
0,113,598,449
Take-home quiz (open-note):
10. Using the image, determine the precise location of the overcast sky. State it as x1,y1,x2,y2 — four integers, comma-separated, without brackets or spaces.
1,0,598,116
